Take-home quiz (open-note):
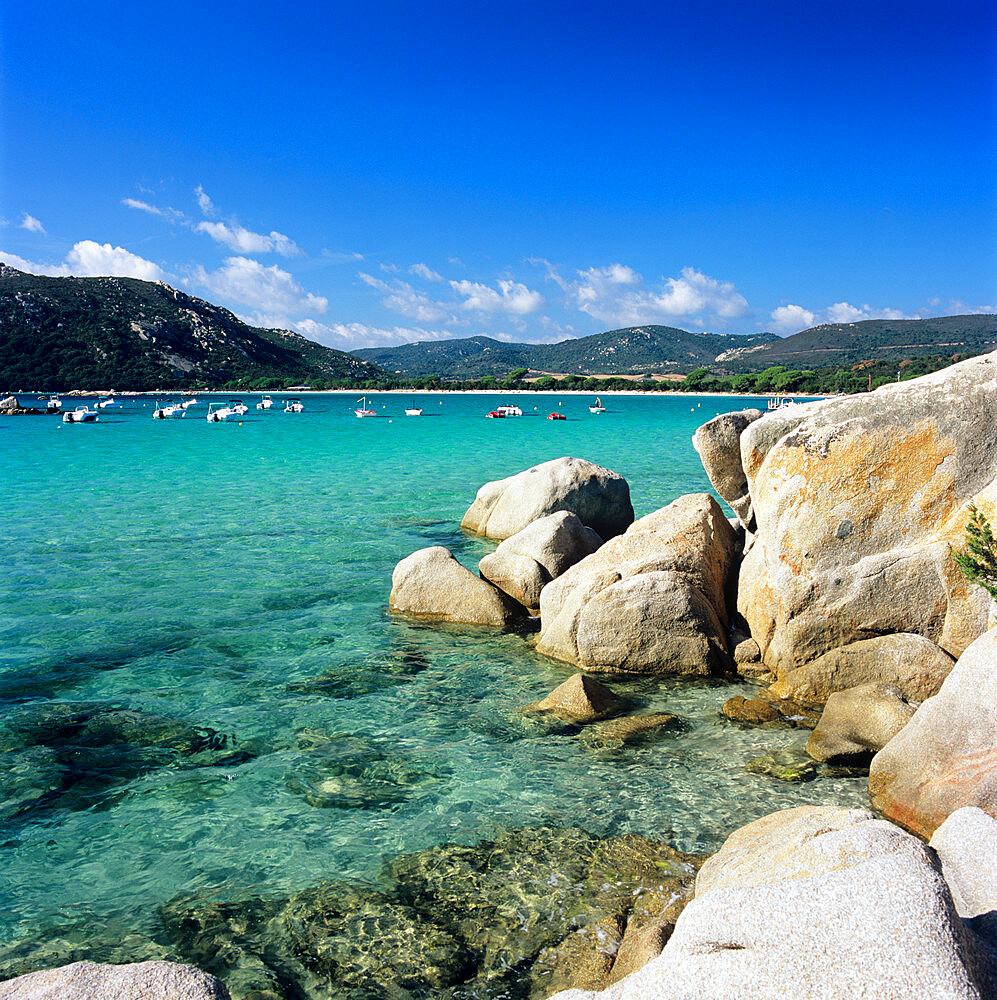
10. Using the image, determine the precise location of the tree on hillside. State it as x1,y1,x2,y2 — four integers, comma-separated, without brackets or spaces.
953,504,997,600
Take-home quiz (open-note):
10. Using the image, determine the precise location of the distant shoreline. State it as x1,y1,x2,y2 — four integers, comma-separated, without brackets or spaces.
27,388,825,400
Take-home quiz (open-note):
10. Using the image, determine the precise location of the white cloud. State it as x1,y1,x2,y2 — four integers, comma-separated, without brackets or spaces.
770,304,817,334
122,198,187,224
409,263,443,282
65,241,167,280
944,299,997,315
0,251,71,276
293,319,460,350
20,213,45,233
824,301,869,324
122,198,164,216
359,271,453,322
769,300,923,334
321,249,365,263
568,265,749,327
195,185,215,216
1,241,166,281
450,278,545,315
196,220,299,257
194,256,327,316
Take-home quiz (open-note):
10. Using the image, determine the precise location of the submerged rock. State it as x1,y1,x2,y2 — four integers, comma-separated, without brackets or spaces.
870,626,997,839
286,734,449,811
460,456,634,542
479,511,603,612
529,914,624,999
388,545,526,627
159,825,701,1000
537,494,738,676
581,713,680,748
745,746,819,782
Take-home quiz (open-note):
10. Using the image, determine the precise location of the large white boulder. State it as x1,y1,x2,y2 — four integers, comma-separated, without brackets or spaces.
692,408,763,529
478,511,603,612
388,546,525,627
930,806,997,948
536,494,738,676
0,961,230,999
805,682,917,763
735,355,997,684
869,626,997,839
460,457,633,542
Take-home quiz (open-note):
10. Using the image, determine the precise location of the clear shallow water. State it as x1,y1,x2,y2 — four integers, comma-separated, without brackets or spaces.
1,392,867,949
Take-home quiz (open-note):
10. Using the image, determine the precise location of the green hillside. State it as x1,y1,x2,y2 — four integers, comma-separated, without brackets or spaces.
353,316,997,378
353,326,780,377
0,265,387,390
715,315,997,372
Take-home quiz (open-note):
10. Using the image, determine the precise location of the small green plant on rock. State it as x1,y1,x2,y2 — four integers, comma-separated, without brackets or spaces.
953,504,997,600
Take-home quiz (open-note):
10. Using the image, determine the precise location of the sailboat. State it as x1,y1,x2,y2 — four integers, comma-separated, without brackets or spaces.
589,397,606,413
404,398,423,416
355,396,377,418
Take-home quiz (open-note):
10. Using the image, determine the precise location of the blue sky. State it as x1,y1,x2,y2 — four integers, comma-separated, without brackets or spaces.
2,0,995,349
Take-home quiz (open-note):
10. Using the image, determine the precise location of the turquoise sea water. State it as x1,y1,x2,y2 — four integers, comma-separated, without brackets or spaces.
1,392,868,957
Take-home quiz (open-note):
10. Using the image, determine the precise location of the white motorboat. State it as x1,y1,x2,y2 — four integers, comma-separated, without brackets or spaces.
495,404,523,417
181,397,200,409
767,395,796,410
256,395,274,410
152,401,186,419
62,405,99,423
229,399,249,415
354,396,376,417
589,397,606,413
96,396,122,409
206,402,239,422
45,396,62,413
284,398,305,413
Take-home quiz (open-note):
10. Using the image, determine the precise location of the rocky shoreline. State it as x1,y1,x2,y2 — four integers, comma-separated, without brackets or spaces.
5,355,997,998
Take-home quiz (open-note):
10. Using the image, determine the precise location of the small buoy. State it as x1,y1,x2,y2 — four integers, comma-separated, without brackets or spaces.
238,422,243,425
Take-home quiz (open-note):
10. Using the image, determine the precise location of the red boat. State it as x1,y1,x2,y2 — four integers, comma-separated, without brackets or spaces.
486,410,505,418
547,412,566,420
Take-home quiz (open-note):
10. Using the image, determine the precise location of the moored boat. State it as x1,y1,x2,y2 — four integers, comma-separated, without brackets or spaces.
229,399,249,415
589,397,606,413
181,397,200,409
62,405,99,423
495,404,523,417
206,402,239,422
284,398,305,413
547,412,566,420
486,410,505,418
404,398,423,416
256,395,274,410
44,396,62,413
767,395,796,410
354,396,376,417
96,396,122,409
152,401,186,419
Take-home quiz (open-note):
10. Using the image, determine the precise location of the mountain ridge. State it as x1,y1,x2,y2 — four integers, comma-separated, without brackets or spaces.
0,264,387,390
352,316,997,377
